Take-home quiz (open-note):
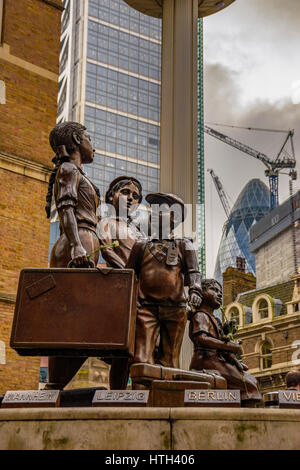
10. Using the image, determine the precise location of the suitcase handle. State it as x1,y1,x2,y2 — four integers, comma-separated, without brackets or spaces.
96,267,113,275
67,259,95,269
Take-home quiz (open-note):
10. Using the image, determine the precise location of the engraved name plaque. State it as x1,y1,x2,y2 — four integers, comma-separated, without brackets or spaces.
184,389,241,407
264,390,300,409
92,390,149,407
279,390,300,407
1,390,60,408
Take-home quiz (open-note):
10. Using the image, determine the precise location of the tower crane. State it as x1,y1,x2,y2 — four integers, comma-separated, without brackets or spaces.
207,168,243,268
207,168,231,219
204,124,297,210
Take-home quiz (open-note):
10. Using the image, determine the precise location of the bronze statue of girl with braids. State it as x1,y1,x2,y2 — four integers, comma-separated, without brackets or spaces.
46,121,100,269
45,121,101,390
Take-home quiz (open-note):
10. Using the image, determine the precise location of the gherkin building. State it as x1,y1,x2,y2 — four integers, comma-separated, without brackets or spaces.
214,179,270,284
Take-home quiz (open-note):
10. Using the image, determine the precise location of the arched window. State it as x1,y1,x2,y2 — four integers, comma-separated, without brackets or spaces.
258,299,269,320
224,302,245,328
253,294,274,323
261,340,272,370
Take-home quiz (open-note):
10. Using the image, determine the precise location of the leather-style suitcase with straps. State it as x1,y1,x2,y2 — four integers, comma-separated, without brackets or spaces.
10,267,137,358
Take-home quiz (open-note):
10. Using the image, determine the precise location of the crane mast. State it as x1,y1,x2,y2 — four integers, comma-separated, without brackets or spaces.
207,168,231,219
207,169,238,264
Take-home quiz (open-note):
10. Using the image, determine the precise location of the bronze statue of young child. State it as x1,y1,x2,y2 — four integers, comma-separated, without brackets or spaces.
46,121,100,269
126,192,202,371
188,278,262,405
99,176,144,269
98,176,145,389
45,121,101,390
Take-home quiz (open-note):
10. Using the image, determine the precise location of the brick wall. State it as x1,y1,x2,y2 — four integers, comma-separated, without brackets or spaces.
222,266,256,307
238,324,300,393
0,169,50,294
0,301,40,393
0,61,59,165
3,0,62,74
0,0,61,393
0,0,61,166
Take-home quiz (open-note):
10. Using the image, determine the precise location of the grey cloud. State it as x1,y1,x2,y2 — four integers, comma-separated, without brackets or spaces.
250,0,300,27
204,62,240,123
204,62,300,168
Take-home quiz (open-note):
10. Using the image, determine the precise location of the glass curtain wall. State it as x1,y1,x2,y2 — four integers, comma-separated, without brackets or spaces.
51,1,206,272
214,179,270,284
84,0,161,197
49,0,162,255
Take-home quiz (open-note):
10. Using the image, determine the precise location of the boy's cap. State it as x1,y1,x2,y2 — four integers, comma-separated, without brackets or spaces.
105,176,142,203
146,192,186,221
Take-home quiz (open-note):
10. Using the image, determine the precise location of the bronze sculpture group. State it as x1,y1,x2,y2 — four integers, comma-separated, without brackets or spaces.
44,121,261,405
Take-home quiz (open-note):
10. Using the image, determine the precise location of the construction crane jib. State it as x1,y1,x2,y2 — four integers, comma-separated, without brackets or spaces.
204,124,297,210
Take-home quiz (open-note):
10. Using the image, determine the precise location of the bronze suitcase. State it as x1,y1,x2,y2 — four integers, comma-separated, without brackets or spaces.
10,268,137,358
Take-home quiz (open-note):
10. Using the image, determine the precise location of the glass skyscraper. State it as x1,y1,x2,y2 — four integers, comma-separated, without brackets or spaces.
58,0,161,194
49,0,162,253
214,179,270,284
51,0,206,270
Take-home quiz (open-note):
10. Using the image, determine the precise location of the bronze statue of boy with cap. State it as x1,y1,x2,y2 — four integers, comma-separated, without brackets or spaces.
126,192,203,371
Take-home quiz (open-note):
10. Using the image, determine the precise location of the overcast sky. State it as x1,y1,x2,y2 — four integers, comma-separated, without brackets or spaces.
203,0,300,276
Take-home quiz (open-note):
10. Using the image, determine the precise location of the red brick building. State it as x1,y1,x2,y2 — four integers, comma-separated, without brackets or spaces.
0,0,62,393
222,266,256,307
223,267,300,393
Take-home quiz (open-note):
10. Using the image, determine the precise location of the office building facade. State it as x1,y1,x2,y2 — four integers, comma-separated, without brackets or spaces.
250,189,300,289
223,192,300,394
49,0,163,253
52,0,206,267
57,0,161,197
